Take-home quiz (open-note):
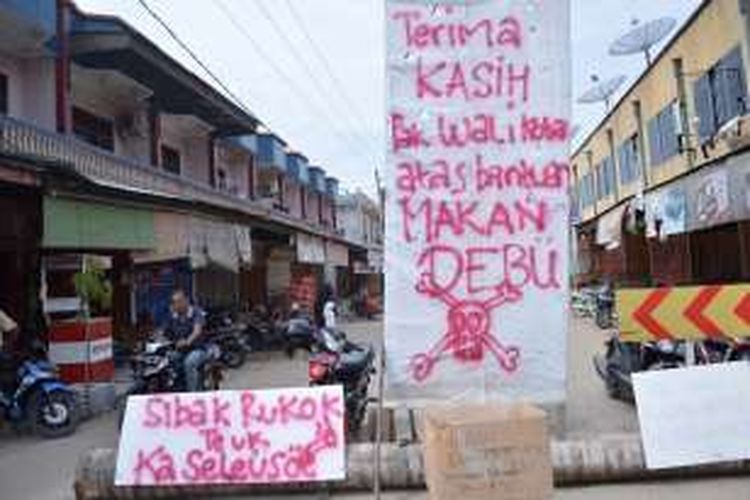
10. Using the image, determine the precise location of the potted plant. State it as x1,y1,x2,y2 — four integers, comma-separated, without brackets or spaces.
48,257,115,385
73,261,112,319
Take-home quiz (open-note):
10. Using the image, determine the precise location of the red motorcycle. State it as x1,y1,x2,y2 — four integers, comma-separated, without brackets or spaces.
308,328,374,433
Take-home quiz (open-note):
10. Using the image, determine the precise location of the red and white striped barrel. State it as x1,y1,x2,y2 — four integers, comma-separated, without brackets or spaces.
48,318,114,383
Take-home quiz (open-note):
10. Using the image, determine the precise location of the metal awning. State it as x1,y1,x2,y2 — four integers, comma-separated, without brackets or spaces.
42,196,155,251
69,12,257,135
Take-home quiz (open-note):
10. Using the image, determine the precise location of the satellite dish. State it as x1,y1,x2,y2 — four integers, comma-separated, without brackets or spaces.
609,17,677,65
577,75,627,111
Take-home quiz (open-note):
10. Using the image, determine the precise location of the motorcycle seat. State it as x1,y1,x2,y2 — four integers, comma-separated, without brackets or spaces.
336,345,373,376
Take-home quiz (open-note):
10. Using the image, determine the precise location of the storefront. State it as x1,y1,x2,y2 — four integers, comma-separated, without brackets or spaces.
41,195,155,382
132,211,253,326
0,180,41,341
291,232,326,313
643,152,750,285
325,240,349,297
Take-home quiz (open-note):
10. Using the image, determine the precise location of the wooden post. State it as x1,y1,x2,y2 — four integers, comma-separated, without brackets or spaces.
208,134,216,188
373,343,385,499
739,222,750,280
55,0,71,134
148,99,161,168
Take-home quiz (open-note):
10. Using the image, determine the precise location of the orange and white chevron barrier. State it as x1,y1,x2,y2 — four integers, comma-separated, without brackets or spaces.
617,285,750,342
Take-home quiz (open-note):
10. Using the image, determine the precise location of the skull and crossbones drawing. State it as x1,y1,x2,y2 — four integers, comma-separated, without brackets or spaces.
410,273,522,382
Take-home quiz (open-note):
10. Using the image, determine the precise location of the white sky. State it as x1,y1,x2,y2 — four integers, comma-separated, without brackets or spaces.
74,0,703,195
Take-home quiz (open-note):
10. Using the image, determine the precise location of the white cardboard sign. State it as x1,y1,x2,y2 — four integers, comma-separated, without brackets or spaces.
385,0,571,403
115,387,346,486
633,362,750,469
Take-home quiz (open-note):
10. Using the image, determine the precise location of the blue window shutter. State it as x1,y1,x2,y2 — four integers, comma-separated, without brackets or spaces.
721,47,747,120
648,116,661,166
694,73,717,141
618,144,629,184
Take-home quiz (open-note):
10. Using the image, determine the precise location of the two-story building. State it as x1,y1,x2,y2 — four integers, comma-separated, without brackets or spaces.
337,190,383,314
0,0,358,364
572,0,750,288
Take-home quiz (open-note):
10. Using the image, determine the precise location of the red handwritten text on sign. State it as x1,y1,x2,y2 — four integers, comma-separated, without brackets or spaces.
114,387,345,486
385,0,570,400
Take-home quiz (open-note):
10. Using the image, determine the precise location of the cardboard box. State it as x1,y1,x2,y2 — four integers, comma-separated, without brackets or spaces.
422,403,553,500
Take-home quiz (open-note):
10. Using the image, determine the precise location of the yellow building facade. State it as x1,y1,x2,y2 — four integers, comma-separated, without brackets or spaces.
572,0,750,286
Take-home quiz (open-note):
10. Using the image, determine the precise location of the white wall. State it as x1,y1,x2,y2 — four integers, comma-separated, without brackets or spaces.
71,64,151,162
160,114,212,184
0,52,55,129
216,145,249,198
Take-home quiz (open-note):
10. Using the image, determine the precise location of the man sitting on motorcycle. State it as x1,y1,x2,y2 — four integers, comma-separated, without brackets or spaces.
157,290,207,392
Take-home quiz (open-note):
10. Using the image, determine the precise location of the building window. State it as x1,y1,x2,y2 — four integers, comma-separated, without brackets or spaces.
579,171,595,208
217,168,228,191
0,73,7,115
618,133,641,184
648,101,681,167
73,106,114,151
693,45,747,142
596,157,615,199
160,145,181,175
300,187,307,218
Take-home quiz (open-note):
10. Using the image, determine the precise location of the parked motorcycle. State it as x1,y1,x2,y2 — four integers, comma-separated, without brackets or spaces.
209,326,251,369
205,307,252,368
0,352,78,438
593,335,750,402
595,286,615,329
242,309,285,351
124,340,223,396
282,315,317,358
308,328,375,433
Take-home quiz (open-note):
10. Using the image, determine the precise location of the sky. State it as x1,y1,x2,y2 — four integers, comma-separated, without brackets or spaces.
75,0,703,196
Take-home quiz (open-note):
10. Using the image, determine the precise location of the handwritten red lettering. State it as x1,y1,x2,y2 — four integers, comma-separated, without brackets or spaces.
399,197,549,243
141,395,232,430
386,1,569,382
133,446,176,485
392,10,522,50
417,57,530,102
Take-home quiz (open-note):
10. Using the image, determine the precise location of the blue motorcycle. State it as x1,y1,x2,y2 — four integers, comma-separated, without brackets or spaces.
0,353,78,438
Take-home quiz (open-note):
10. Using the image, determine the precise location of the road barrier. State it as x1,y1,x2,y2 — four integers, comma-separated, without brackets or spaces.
74,434,750,499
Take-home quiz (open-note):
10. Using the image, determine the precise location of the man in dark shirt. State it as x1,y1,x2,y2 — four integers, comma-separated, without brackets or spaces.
157,289,206,391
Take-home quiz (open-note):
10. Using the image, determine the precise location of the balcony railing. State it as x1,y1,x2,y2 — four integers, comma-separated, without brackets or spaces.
0,114,367,247
0,114,261,212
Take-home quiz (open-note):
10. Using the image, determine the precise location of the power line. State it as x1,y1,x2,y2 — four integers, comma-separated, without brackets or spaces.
283,0,376,143
134,0,255,120
252,0,379,163
212,0,367,163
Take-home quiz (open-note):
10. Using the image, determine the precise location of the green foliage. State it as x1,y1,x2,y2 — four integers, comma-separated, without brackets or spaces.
73,262,112,317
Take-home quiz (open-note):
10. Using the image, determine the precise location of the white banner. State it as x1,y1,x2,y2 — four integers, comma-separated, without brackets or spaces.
115,387,346,486
385,1,571,403
634,363,750,469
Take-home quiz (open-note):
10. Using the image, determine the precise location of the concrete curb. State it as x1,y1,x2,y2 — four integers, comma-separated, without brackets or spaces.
73,434,750,499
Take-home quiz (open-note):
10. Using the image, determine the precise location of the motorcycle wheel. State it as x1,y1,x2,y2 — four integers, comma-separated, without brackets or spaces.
206,366,222,391
222,347,246,369
28,389,78,438
595,309,612,330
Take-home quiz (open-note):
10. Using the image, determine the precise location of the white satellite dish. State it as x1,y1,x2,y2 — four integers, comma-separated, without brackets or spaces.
578,75,627,111
609,17,677,65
